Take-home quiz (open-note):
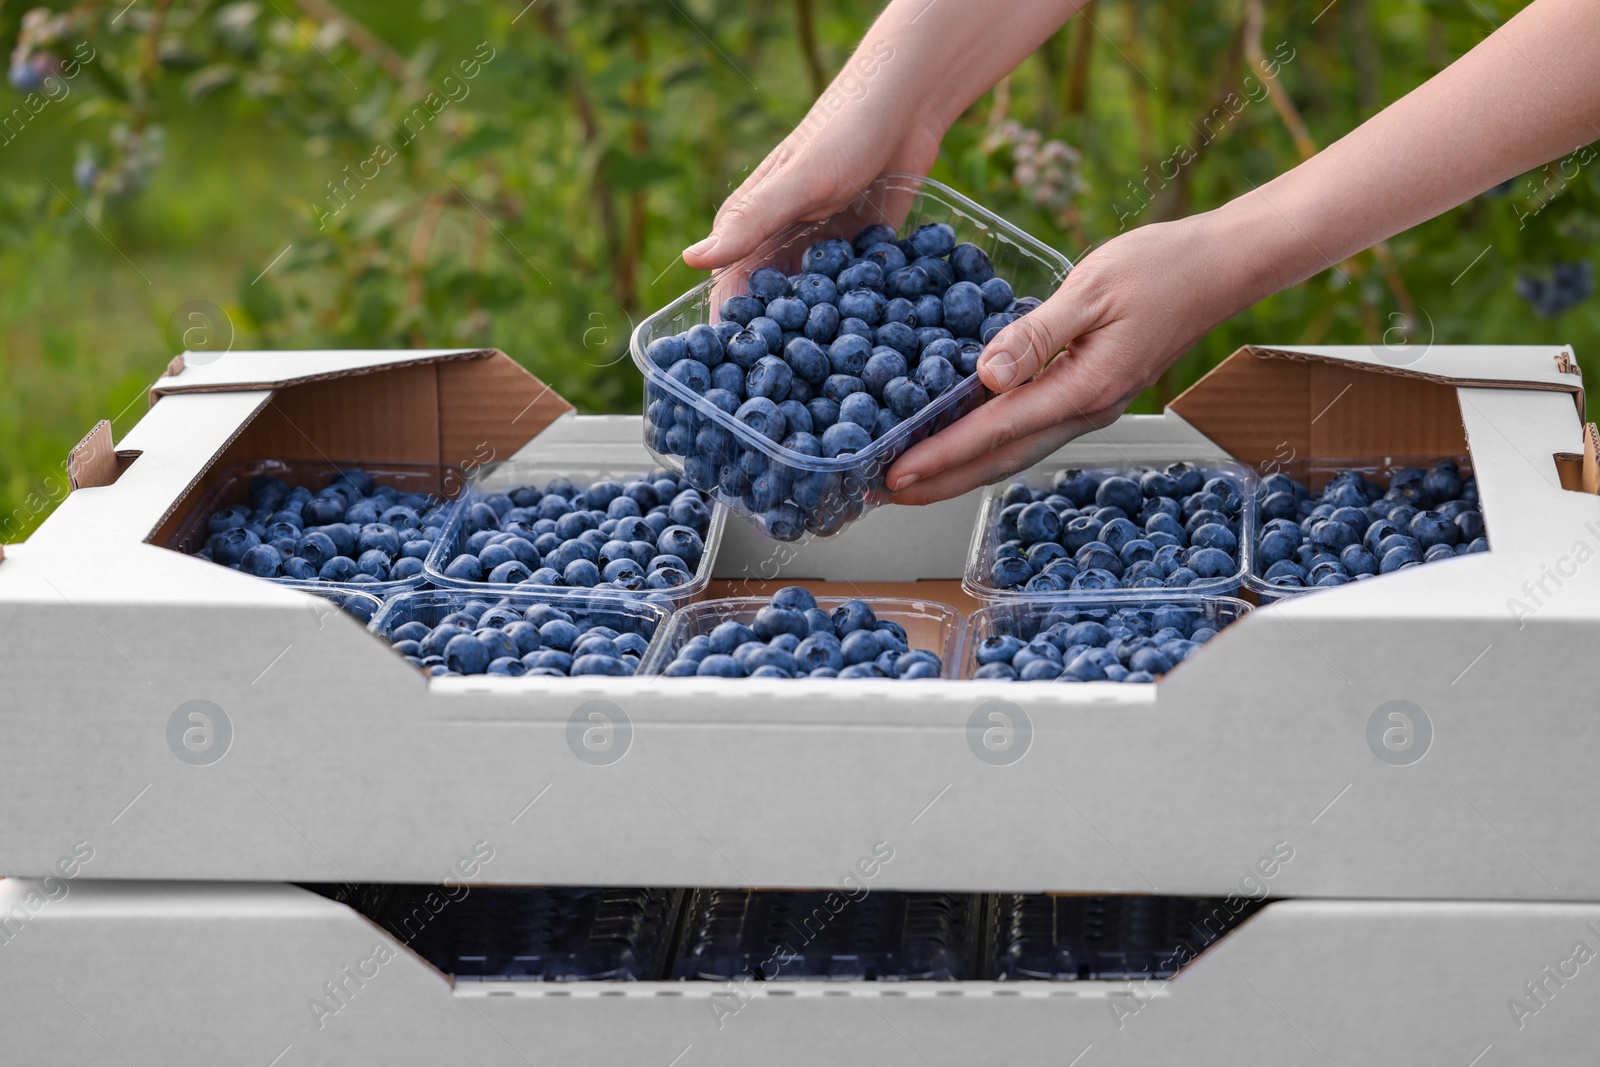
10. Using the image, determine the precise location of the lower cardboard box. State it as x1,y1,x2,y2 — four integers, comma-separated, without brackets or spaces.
1,878,1595,1064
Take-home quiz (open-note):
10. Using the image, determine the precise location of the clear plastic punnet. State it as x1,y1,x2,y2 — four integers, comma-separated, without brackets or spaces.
963,459,1258,604
631,173,1072,543
164,457,462,598
961,596,1251,683
1246,454,1487,603
639,594,965,680
422,450,727,609
369,587,670,680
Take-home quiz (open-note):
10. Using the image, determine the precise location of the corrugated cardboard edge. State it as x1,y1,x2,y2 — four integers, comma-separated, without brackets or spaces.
67,420,118,490
1227,345,1584,416
148,348,503,401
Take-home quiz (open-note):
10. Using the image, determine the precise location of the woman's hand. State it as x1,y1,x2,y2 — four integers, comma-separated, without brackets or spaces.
681,91,945,273
887,211,1260,504
682,0,1091,272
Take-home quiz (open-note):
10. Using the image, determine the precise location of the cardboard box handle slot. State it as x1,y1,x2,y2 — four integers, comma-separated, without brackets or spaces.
1553,422,1600,495
67,420,142,490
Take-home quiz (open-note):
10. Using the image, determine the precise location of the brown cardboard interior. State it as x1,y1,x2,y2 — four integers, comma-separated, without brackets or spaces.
67,419,141,490
147,352,571,547
1169,346,1473,470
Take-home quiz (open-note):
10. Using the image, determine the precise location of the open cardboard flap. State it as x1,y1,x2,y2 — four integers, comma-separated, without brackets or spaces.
1168,344,1585,474
147,348,573,545
28,349,574,550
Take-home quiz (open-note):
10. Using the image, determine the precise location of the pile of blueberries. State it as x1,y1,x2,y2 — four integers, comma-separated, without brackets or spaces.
658,588,943,679
987,465,1246,594
383,597,654,677
971,603,1226,683
1254,461,1487,591
436,472,713,593
193,468,452,585
644,221,1041,540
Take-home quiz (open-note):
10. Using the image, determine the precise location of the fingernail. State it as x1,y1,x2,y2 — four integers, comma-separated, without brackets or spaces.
983,349,1021,390
891,472,919,491
683,235,718,259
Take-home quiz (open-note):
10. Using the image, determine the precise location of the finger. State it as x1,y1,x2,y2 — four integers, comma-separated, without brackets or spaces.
977,278,1107,393
891,413,1114,506
887,352,1116,492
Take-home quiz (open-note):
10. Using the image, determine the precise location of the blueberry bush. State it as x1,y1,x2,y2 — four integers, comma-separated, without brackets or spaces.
1,0,1595,540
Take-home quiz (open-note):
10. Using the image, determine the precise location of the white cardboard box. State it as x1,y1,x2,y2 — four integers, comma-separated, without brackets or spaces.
1,345,1598,902
0,879,1595,1065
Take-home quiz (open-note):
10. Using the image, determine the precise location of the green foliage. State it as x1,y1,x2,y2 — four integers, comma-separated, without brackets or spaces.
1,0,1596,540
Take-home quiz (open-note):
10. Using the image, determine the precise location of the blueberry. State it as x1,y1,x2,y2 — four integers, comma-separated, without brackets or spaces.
725,329,769,369
444,633,491,674
912,294,944,329
683,324,724,366
991,555,1033,589
909,222,956,258
765,296,808,331
981,312,1019,343
882,297,918,327
980,277,1015,313
645,335,689,371
736,397,788,442
827,334,873,377
746,316,784,356
720,294,765,325
668,358,713,393
838,391,880,430
822,374,866,403
821,422,873,457
861,349,908,396
748,267,790,302
805,398,840,433
657,525,704,568
805,302,841,344
885,265,930,300
852,224,897,254
915,355,957,398
238,544,283,578
793,273,839,308
883,377,930,418
838,288,887,325
838,317,874,341
949,242,995,284
874,321,919,360
862,242,908,275
837,260,884,292
801,238,853,279
746,356,794,400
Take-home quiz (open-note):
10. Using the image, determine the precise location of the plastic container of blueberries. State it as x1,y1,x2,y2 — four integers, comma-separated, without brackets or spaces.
961,459,1259,605
960,596,1252,682
630,173,1074,543
670,888,983,981
368,587,671,677
637,594,966,679
164,457,463,599
1243,454,1481,604
420,454,728,609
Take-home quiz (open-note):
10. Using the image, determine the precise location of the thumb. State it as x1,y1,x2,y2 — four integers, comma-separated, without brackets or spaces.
977,281,1103,393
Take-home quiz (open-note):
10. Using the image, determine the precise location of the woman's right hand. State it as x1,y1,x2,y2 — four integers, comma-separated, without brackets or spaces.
681,78,945,272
